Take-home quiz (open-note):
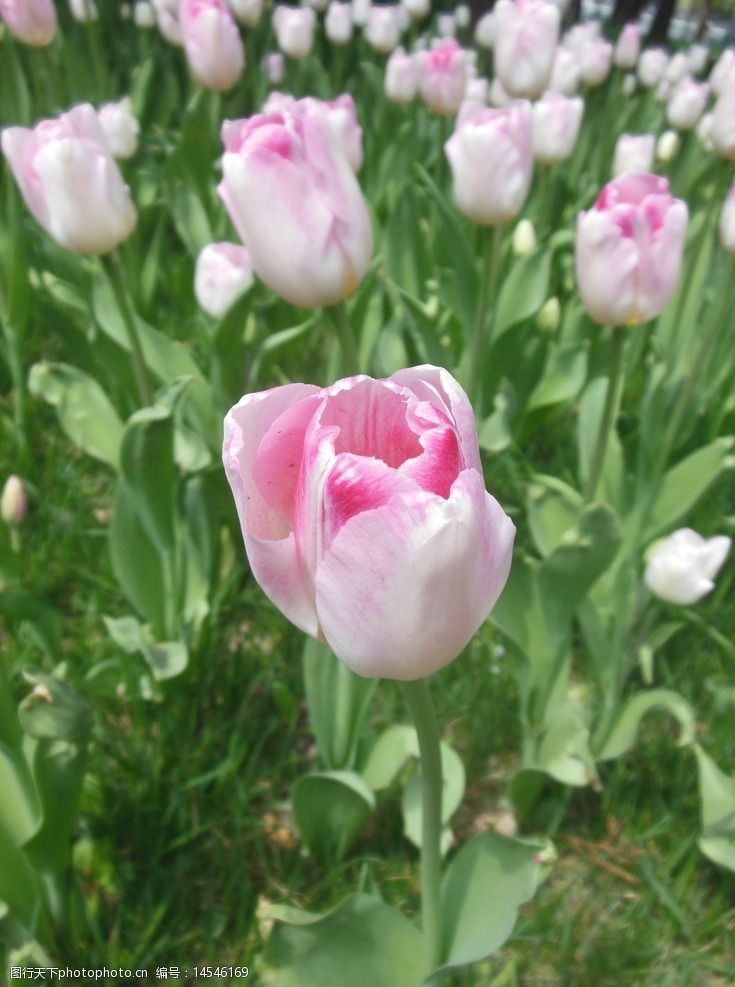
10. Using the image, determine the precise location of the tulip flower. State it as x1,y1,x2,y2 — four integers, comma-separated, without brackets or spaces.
719,180,735,254
710,48,735,96
351,0,370,27
563,20,600,54
512,218,536,256
325,1,352,44
222,366,515,679
474,11,494,49
455,4,470,28
227,0,262,26
179,0,244,91
576,173,688,326
385,46,418,104
98,96,140,160
2,104,137,255
638,47,667,88
446,102,532,227
417,39,473,116
614,23,640,69
364,4,401,54
437,12,455,37
579,38,613,87
218,100,372,308
488,78,512,107
68,0,97,21
532,91,584,165
656,130,679,162
644,529,731,606
402,0,429,20
134,1,156,27
152,0,183,44
194,242,254,318
696,112,713,151
666,77,709,131
272,5,315,59
666,52,689,85
1,475,27,527
550,45,581,97
709,83,735,159
687,43,708,77
622,73,636,95
612,133,654,177
493,0,560,99
0,0,57,45
264,51,285,85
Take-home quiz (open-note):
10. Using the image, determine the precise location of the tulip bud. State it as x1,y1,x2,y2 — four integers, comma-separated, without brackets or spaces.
195,242,254,318
325,1,352,44
719,180,735,254
579,38,613,87
537,296,560,331
563,21,600,55
612,133,654,177
474,11,494,49
688,43,708,77
655,78,671,104
180,0,244,91
351,0,370,27
638,47,668,88
385,46,418,104
644,529,731,606
666,77,709,131
227,0,262,26
697,111,713,151
710,48,735,96
494,0,560,99
152,0,183,44
455,4,470,29
532,91,584,165
1,475,27,526
134,1,156,27
402,0,429,20
273,5,315,59
222,366,515,679
417,39,473,115
364,4,401,54
0,0,57,45
2,104,137,255
614,23,640,69
656,129,680,162
710,83,735,159
437,13,456,37
576,173,688,326
550,45,582,97
666,52,689,85
512,218,536,256
264,51,285,85
446,101,533,227
98,96,140,160
69,0,98,23
218,100,373,308
622,73,636,95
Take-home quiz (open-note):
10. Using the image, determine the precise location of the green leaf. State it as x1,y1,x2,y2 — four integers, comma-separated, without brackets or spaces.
18,672,91,743
528,344,588,411
0,744,39,845
303,639,377,771
104,616,188,681
595,689,695,761
526,475,583,558
22,738,88,874
0,819,46,936
265,893,426,987
426,832,554,981
694,744,735,873
495,248,552,340
291,772,375,860
361,725,418,791
0,592,62,661
531,702,598,787
402,742,466,855
478,380,516,454
577,376,625,509
28,362,123,469
120,403,178,556
644,438,735,541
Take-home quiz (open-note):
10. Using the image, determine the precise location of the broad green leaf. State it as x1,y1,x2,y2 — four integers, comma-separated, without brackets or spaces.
528,344,588,410
28,362,123,469
644,437,735,541
0,820,46,936
0,744,39,845
361,725,418,791
694,744,735,873
303,639,377,771
104,616,188,681
577,376,625,509
426,832,554,982
402,741,466,855
478,380,516,454
495,248,552,340
526,475,583,558
0,593,61,661
532,702,598,788
595,689,695,761
109,484,168,636
18,672,91,743
22,738,87,874
265,893,426,987
291,772,375,860
120,403,178,555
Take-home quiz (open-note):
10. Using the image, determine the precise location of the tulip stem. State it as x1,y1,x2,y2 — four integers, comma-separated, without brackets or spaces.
584,325,626,503
327,302,361,376
467,223,503,410
401,678,443,973
101,253,153,407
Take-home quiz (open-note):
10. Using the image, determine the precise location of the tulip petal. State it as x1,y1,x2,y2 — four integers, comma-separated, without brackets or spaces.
314,469,515,679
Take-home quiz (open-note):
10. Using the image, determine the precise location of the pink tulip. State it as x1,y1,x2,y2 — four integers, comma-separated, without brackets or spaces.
417,39,473,115
666,77,709,131
0,0,56,46
710,48,735,96
614,23,640,69
550,45,581,97
222,366,515,679
2,104,137,255
317,94,363,172
580,38,613,87
98,96,140,160
719,180,735,254
493,0,560,99
385,46,418,104
532,91,584,164
612,133,655,177
194,242,254,318
446,101,533,226
711,83,735,158
264,51,285,85
576,173,688,326
179,0,244,91
325,1,352,44
273,5,315,59
638,48,667,88
218,100,372,308
563,20,600,54
364,4,401,53
152,0,183,44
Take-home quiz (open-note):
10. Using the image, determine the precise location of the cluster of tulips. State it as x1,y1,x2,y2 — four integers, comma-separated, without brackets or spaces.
1,0,734,982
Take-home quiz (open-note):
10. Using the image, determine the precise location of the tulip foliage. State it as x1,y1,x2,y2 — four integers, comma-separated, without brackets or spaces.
0,0,734,981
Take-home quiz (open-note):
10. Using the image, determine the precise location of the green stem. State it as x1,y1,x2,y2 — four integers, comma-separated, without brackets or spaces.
1,316,27,457
100,252,153,407
401,679,443,972
467,223,503,410
326,301,361,377
584,325,626,503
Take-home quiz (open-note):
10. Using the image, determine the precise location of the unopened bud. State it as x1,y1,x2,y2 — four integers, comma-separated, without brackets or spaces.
512,218,537,256
656,130,680,162
537,296,560,331
1,475,27,526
